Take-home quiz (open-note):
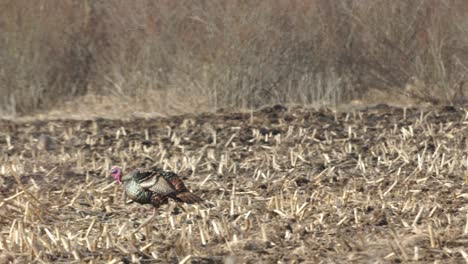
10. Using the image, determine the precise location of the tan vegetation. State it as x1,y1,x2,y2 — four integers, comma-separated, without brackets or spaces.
1,1,467,116
0,105,467,262
1,1,467,262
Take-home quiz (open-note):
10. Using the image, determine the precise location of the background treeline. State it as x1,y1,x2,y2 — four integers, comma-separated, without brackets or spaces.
1,0,467,115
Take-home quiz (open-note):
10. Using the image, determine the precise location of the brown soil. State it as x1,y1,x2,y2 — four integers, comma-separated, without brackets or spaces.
0,104,467,263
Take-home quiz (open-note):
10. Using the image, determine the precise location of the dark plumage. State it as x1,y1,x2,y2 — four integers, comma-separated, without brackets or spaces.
110,166,203,214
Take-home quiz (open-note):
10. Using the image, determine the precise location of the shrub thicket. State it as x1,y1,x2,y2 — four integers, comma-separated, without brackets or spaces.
1,0,467,115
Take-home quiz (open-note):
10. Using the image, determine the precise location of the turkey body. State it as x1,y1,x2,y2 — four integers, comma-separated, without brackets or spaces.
122,167,202,211
124,179,152,204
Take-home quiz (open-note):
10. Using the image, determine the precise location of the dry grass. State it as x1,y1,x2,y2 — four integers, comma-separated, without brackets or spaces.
1,1,468,116
0,105,467,263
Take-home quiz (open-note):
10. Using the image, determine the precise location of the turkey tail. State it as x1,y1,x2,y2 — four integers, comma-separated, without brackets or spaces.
175,191,203,204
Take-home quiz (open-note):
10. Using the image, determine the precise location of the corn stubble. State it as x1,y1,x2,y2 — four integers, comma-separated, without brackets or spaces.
0,105,467,263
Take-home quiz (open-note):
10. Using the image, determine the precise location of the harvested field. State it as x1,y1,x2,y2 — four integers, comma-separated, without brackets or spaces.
0,105,467,263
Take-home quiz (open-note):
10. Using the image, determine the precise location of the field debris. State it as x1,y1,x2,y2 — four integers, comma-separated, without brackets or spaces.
0,105,467,263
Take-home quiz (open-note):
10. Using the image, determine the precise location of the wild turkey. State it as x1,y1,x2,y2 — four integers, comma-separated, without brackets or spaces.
110,166,203,215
